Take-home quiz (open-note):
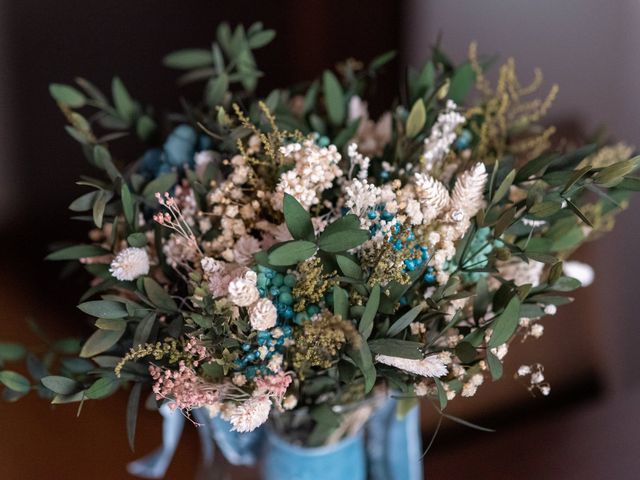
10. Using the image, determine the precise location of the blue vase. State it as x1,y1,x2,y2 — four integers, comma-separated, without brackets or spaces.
261,428,366,480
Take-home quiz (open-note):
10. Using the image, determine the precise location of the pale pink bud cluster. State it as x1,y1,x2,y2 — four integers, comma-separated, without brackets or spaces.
150,361,223,411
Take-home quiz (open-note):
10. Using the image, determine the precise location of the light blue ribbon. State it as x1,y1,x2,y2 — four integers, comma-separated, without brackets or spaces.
129,396,422,479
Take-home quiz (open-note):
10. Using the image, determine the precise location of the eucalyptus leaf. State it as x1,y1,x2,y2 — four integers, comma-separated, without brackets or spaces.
336,254,362,279
50,83,86,108
406,99,426,138
322,71,345,126
359,284,380,340
127,383,142,451
80,328,125,358
85,376,119,399
268,240,317,266
142,172,177,199
41,375,82,395
78,300,128,319
387,304,423,337
163,49,212,69
112,77,136,123
487,296,521,348
144,277,178,312
0,371,30,393
283,193,314,241
369,339,423,359
332,285,349,320
486,351,503,381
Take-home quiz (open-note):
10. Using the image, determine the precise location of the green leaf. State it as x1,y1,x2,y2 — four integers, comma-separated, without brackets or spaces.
548,261,563,285
562,166,592,194
127,233,147,248
95,318,126,331
112,77,136,123
268,240,317,266
486,351,503,381
515,153,557,182
448,63,475,103
368,339,423,359
49,83,86,108
551,276,581,292
434,378,448,410
206,73,229,106
616,177,640,191
322,71,345,126
85,376,119,399
594,156,640,187
283,193,315,241
41,375,82,395
143,172,177,199
46,244,109,261
318,215,369,253
492,169,516,204
405,99,426,137
92,190,108,228
163,49,212,69
359,284,380,340
387,304,423,337
332,285,349,320
529,200,562,218
248,29,276,49
336,254,362,279
369,50,396,72
0,343,26,362
454,342,477,363
78,300,128,319
133,313,156,347
348,340,376,393
93,144,120,181
144,277,178,313
565,199,593,227
69,191,99,212
127,383,142,451
80,327,125,358
0,371,30,393
136,115,156,141
487,296,521,348
51,391,86,404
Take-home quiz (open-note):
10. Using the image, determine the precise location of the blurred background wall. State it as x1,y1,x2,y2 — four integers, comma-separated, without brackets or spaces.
0,1,638,479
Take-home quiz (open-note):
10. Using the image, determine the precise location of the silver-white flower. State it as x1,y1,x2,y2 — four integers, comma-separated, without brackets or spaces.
109,247,149,281
249,298,277,331
227,273,260,307
375,353,448,378
227,394,272,432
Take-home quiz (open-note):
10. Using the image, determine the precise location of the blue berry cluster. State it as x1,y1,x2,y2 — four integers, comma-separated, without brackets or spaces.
367,208,437,284
233,266,321,379
139,124,213,179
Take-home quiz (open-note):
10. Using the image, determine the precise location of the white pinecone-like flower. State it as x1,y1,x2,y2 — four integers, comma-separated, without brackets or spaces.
109,247,149,281
227,395,272,432
375,353,448,378
414,172,451,223
249,298,277,331
227,272,260,307
450,162,488,218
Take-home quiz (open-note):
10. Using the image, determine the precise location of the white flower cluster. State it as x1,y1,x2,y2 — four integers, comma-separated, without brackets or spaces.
421,100,465,172
224,393,272,432
516,363,550,396
274,139,343,210
109,247,150,281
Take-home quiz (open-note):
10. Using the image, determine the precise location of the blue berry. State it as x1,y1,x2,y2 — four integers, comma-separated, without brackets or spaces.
279,292,293,306
367,210,377,220
270,286,281,297
282,306,294,319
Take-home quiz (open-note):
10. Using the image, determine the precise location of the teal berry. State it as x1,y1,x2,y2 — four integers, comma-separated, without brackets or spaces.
306,304,320,316
272,274,284,287
164,125,197,167
295,312,309,324
284,274,297,288
269,286,281,297
257,273,270,288
279,285,291,295
279,292,293,306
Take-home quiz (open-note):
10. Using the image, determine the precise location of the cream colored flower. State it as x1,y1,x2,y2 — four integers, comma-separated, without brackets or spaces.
109,247,149,281
249,298,277,331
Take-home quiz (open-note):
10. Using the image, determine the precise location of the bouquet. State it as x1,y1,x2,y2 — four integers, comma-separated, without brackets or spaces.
2,22,638,479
